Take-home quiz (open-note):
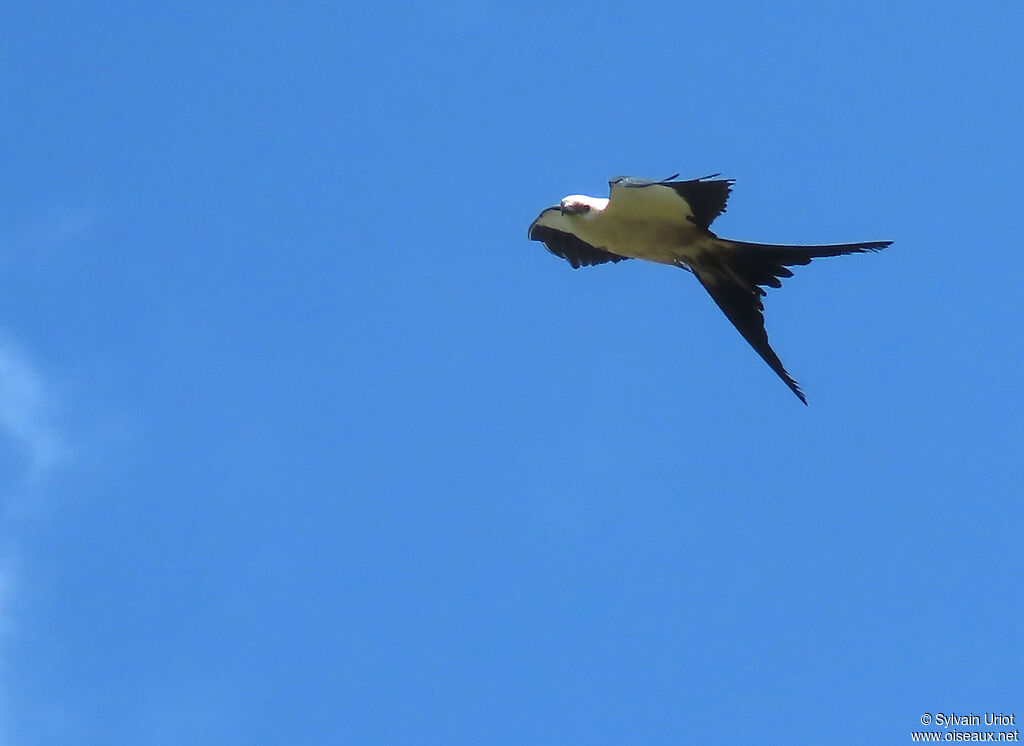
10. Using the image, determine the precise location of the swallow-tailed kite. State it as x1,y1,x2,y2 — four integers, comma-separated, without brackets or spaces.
528,174,891,404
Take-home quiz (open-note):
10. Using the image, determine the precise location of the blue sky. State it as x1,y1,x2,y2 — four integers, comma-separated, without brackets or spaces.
2,2,1022,743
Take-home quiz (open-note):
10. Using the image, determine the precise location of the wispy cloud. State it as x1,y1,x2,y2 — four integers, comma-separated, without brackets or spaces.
27,209,95,252
0,207,97,277
0,206,105,744
0,558,12,746
0,333,68,745
0,335,65,479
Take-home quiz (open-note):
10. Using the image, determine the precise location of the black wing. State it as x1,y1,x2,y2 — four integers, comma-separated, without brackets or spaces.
610,174,734,231
661,175,734,230
528,211,629,269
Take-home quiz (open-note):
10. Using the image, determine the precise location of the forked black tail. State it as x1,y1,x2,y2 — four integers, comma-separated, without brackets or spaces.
724,239,892,292
692,238,892,404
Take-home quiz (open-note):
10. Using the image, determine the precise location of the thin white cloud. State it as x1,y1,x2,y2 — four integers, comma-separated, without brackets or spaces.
0,209,101,744
0,559,11,746
0,336,65,478
27,209,95,252
0,335,68,746
0,208,97,281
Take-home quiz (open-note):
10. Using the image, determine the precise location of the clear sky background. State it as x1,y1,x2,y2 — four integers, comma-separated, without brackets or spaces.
2,2,1022,744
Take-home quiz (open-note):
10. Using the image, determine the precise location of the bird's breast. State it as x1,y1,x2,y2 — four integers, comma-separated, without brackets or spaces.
580,214,704,265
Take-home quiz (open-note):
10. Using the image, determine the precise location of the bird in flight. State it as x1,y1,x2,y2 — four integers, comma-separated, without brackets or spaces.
528,174,891,404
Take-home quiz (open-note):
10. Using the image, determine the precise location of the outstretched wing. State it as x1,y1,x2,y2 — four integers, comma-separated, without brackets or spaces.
608,174,734,231
528,207,629,269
